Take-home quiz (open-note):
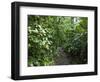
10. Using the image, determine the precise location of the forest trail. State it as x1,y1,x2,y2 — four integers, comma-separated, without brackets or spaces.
54,47,71,65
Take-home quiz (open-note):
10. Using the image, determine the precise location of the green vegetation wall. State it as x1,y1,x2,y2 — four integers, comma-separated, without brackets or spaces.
28,15,88,66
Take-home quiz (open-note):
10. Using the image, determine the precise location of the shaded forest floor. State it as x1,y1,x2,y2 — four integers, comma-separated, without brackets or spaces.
53,47,72,65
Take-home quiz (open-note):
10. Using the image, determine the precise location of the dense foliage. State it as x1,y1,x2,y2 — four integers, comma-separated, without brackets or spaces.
28,15,88,66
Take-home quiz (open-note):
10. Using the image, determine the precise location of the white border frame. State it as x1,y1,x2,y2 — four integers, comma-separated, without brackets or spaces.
20,6,95,76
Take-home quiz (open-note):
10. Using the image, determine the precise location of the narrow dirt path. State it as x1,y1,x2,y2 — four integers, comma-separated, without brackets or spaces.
54,47,71,65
